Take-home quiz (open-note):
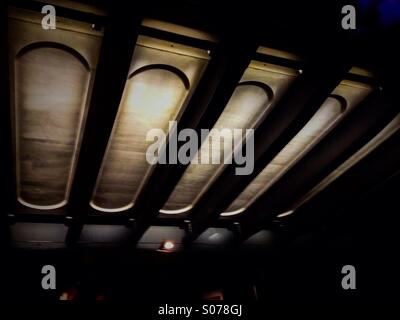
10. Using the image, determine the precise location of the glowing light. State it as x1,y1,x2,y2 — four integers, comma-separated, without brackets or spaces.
91,36,209,212
161,240,175,251
277,210,294,218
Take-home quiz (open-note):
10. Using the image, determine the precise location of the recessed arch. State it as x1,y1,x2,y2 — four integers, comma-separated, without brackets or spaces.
15,42,91,209
91,62,201,212
129,64,191,90
222,94,348,216
329,94,348,113
89,37,210,214
161,80,274,214
237,81,274,102
17,41,90,71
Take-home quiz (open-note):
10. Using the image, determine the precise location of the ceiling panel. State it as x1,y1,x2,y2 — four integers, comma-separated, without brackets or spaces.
137,226,185,250
8,7,103,211
222,80,374,216
192,227,235,248
78,225,132,244
10,222,68,248
160,58,299,214
90,36,209,213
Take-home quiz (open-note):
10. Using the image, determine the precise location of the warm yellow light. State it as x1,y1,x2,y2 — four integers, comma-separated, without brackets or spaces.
91,36,209,213
161,240,175,251
126,73,186,126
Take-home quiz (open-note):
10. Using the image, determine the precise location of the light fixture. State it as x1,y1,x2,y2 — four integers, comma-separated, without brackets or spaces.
59,292,69,301
159,240,176,252
277,210,294,218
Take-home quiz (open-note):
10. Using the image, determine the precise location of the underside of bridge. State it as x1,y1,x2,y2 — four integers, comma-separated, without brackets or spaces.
0,0,399,305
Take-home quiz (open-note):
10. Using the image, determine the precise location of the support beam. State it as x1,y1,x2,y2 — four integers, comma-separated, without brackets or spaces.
8,0,106,26
239,90,398,241
6,213,232,228
286,128,400,236
184,48,351,243
129,26,260,242
0,2,14,245
65,5,142,244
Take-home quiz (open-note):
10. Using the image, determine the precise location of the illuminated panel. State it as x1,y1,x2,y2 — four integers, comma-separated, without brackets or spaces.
91,36,209,212
8,7,102,210
222,80,373,216
161,60,298,214
290,113,400,211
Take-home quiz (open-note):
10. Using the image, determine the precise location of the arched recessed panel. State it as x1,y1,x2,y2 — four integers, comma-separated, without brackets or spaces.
161,61,298,214
161,83,271,213
92,68,188,211
223,96,345,215
222,79,374,216
8,7,103,214
91,37,209,212
16,45,90,209
16,41,90,70
128,64,190,89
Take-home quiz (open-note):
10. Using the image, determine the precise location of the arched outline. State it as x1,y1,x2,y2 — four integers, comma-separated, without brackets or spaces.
221,93,347,218
161,81,273,215
128,64,190,90
91,64,190,213
16,41,90,71
89,201,134,213
237,81,274,102
159,205,193,215
329,94,348,113
15,41,90,210
220,207,246,217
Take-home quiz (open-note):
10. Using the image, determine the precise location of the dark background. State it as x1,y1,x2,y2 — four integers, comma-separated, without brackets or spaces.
1,0,399,306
